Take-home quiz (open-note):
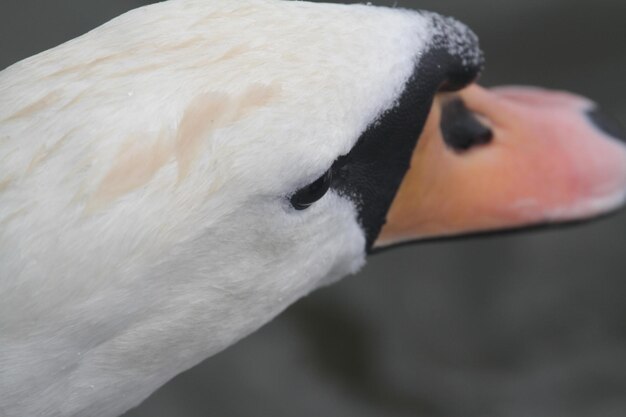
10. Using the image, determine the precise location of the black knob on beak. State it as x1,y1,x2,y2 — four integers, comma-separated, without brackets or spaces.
424,13,485,92
587,107,625,143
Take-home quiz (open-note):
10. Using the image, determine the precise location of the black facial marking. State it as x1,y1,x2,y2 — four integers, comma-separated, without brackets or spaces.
440,98,493,151
329,18,484,251
587,107,625,143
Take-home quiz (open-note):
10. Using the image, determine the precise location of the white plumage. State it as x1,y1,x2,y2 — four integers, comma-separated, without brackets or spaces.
0,1,447,416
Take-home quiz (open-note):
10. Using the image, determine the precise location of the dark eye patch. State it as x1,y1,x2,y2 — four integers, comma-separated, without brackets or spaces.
326,45,484,251
440,98,493,151
287,15,484,250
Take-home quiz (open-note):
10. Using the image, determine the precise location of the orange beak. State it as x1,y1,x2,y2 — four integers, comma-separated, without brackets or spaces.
376,85,626,248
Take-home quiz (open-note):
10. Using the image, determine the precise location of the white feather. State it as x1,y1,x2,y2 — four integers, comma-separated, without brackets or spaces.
0,1,437,416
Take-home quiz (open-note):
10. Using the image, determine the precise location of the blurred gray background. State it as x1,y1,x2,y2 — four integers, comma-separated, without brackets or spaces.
2,1,625,416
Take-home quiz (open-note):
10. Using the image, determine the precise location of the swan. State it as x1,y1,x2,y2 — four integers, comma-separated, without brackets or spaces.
1,1,625,416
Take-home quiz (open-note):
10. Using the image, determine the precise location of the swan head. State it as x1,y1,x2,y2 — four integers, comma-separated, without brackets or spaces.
1,1,625,416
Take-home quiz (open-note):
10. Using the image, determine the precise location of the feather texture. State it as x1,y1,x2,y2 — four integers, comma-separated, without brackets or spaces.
0,1,440,416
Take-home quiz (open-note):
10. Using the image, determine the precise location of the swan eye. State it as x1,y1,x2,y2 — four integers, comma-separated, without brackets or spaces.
290,169,333,210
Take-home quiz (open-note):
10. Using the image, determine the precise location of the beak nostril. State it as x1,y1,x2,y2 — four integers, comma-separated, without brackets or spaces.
440,98,493,151
587,107,625,143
